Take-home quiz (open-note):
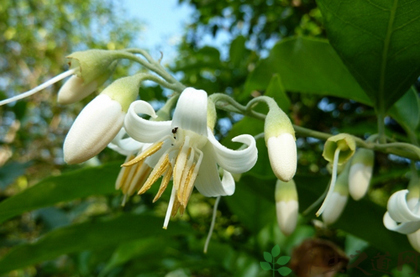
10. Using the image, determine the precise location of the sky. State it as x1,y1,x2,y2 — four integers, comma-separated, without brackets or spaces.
122,0,195,63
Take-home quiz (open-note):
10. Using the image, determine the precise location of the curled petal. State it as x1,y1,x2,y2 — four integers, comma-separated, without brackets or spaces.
387,190,420,222
64,94,124,164
194,143,235,197
408,229,420,252
124,100,172,143
108,128,144,156
172,87,208,136
383,212,420,234
207,130,257,174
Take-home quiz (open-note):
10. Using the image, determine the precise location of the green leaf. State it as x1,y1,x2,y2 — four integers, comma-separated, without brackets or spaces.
278,266,292,276
229,35,247,67
0,214,190,274
263,251,272,263
265,74,291,112
0,162,31,190
271,244,280,258
243,37,370,105
259,261,272,271
0,162,121,224
317,0,420,112
277,256,291,266
388,87,420,132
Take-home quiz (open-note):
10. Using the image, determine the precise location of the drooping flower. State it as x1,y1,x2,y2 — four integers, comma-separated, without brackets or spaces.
123,87,258,228
383,189,420,234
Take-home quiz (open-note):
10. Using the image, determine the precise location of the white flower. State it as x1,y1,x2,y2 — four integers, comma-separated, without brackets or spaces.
275,179,298,236
267,133,297,181
348,148,374,201
383,190,420,234
63,94,125,164
123,87,258,228
408,229,420,253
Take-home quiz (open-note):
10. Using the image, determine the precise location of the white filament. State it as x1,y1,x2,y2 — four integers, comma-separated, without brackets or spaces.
204,196,221,253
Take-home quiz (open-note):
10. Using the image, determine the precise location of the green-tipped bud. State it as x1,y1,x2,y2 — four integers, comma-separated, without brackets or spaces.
101,74,144,112
275,179,298,236
67,49,123,84
322,167,349,225
348,148,374,200
265,102,297,181
57,61,118,105
322,133,356,165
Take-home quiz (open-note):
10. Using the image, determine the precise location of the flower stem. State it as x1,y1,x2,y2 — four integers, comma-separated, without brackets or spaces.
203,196,221,253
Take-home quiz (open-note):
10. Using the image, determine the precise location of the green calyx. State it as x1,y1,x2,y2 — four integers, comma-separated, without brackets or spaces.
263,97,295,142
207,98,217,130
323,133,356,165
275,179,298,202
351,148,375,167
101,74,144,112
67,49,124,84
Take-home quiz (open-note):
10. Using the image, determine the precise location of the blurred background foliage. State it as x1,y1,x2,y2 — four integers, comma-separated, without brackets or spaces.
0,0,419,276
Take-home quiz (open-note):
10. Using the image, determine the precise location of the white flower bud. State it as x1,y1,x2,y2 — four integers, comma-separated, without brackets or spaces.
322,191,348,225
408,229,420,253
267,133,297,181
275,179,298,236
348,149,374,200
63,94,125,164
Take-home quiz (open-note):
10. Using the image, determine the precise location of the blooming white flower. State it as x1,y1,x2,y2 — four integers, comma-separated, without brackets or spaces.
383,190,420,234
123,87,258,228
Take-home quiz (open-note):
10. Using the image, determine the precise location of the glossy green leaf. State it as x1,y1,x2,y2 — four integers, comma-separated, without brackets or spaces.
271,244,280,258
388,87,420,132
260,261,272,271
0,162,121,224
317,0,420,112
0,214,189,274
277,256,290,266
243,37,370,105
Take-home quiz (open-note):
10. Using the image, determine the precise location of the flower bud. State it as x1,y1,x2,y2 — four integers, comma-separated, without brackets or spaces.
322,168,349,225
408,229,420,253
57,61,117,105
67,49,123,84
265,102,297,181
348,148,374,200
63,75,142,164
275,179,299,236
322,133,356,165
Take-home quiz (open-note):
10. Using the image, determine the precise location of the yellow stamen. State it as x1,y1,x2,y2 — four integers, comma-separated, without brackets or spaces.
138,154,169,195
173,138,190,190
126,163,152,195
115,154,135,190
153,165,173,203
122,141,163,167
180,164,197,207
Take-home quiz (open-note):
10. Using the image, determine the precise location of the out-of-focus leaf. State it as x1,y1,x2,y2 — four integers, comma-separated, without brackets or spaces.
388,87,420,132
265,74,291,112
260,262,271,271
229,35,247,67
271,244,280,257
0,214,190,274
317,0,420,112
0,161,121,224
0,162,31,190
277,256,290,265
243,37,370,105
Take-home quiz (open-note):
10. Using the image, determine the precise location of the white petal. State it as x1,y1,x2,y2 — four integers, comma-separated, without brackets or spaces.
194,143,235,197
57,75,98,104
172,87,208,136
408,229,420,252
387,190,420,222
276,200,298,236
321,191,348,225
108,128,144,156
267,133,297,181
206,130,257,174
63,94,124,164
348,163,372,201
124,100,172,143
383,212,420,234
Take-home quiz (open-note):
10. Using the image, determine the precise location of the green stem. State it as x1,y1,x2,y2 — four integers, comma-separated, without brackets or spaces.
377,111,386,144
